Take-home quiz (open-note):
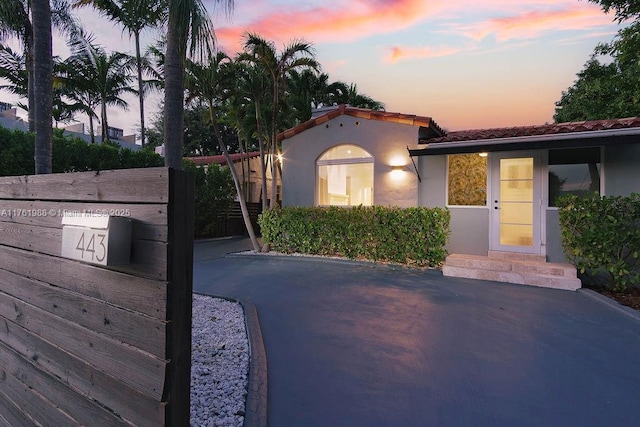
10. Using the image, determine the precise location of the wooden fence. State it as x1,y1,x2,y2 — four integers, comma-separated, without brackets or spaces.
0,167,194,426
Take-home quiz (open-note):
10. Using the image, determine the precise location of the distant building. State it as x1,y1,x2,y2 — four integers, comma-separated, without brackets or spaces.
0,101,140,151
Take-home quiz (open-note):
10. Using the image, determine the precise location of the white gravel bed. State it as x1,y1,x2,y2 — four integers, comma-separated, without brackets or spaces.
191,294,249,427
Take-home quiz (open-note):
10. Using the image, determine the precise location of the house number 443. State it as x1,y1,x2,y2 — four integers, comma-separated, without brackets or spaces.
75,231,107,262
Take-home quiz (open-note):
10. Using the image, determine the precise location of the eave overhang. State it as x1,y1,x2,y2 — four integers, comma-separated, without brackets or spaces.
409,127,640,156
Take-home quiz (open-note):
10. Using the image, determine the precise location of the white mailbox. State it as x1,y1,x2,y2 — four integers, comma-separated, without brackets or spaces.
61,214,132,266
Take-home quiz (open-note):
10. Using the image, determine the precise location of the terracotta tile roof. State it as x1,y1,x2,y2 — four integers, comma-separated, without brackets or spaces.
421,117,640,143
278,104,445,141
185,151,260,166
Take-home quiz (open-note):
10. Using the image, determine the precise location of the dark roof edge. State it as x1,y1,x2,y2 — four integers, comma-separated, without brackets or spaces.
409,127,640,156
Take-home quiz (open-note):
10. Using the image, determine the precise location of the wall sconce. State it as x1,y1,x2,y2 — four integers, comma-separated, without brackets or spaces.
390,165,405,172
478,152,488,157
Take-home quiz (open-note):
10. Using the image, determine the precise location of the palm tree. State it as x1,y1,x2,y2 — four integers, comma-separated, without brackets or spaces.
339,83,385,111
73,0,164,147
58,55,101,142
66,29,136,142
185,52,261,252
230,60,271,211
0,0,76,134
31,0,53,173
241,33,318,209
162,0,232,170
0,44,28,105
0,0,34,131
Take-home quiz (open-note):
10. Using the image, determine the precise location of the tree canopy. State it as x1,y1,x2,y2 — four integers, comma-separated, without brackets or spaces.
554,16,640,122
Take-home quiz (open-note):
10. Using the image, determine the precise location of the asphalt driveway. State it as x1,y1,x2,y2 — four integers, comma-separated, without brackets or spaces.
194,238,640,427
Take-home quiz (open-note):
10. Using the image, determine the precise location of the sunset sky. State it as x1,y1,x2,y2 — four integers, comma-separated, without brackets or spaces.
1,0,624,139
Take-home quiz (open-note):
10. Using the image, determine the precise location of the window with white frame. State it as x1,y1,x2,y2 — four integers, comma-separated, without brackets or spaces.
548,147,601,207
317,144,374,206
447,153,487,206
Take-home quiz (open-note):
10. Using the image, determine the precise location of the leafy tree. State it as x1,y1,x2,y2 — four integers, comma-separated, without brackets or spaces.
588,0,640,22
553,56,638,122
145,101,240,155
554,19,640,122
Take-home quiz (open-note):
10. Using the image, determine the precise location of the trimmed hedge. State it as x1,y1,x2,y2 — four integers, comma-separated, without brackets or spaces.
558,192,640,291
0,127,164,176
258,205,450,267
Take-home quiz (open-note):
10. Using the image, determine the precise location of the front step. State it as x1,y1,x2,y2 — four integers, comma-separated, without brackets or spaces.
443,253,581,291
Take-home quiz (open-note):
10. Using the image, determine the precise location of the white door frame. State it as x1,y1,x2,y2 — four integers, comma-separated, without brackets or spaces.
488,151,545,255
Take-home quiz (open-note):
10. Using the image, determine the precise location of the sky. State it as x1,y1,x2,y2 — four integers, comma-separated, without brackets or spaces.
0,0,624,140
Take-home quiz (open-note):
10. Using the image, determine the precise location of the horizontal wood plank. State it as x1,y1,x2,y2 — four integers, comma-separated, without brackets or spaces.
0,292,167,400
0,316,164,426
0,388,38,427
0,200,168,242
0,269,166,357
0,222,167,281
0,246,167,319
0,341,129,426
0,167,169,203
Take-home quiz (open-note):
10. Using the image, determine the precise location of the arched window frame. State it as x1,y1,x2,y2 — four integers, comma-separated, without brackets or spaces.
316,144,374,206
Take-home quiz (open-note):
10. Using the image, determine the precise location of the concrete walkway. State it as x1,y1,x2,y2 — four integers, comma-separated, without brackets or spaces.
194,238,640,427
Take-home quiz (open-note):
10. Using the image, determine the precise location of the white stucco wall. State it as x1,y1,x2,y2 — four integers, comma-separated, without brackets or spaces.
281,115,420,207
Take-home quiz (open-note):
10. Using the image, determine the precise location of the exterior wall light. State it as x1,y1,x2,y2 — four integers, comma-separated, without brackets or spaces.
390,165,405,171
479,152,488,157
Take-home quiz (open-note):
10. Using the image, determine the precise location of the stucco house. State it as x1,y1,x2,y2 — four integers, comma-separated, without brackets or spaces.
279,104,640,290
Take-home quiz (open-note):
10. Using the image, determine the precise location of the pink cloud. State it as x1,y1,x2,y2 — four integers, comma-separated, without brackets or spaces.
451,7,612,42
214,0,441,53
385,45,460,63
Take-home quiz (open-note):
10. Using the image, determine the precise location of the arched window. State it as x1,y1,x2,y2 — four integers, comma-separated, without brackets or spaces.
317,144,374,206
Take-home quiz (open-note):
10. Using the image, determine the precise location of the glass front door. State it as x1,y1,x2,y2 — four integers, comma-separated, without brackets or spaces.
490,152,542,253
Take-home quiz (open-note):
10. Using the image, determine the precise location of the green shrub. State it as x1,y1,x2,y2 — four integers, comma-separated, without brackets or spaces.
258,205,450,267
0,127,164,176
558,193,640,291
184,160,236,238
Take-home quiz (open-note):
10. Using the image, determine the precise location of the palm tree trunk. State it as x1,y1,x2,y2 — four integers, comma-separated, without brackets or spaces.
26,30,35,133
135,31,146,147
101,100,108,142
270,76,279,209
31,0,53,174
255,102,268,211
163,7,186,170
270,140,278,208
89,115,95,144
209,102,261,252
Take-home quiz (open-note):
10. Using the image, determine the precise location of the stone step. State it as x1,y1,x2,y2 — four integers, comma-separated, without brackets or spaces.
488,251,546,263
512,261,577,278
445,254,513,272
443,252,581,291
521,274,582,291
443,265,524,284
